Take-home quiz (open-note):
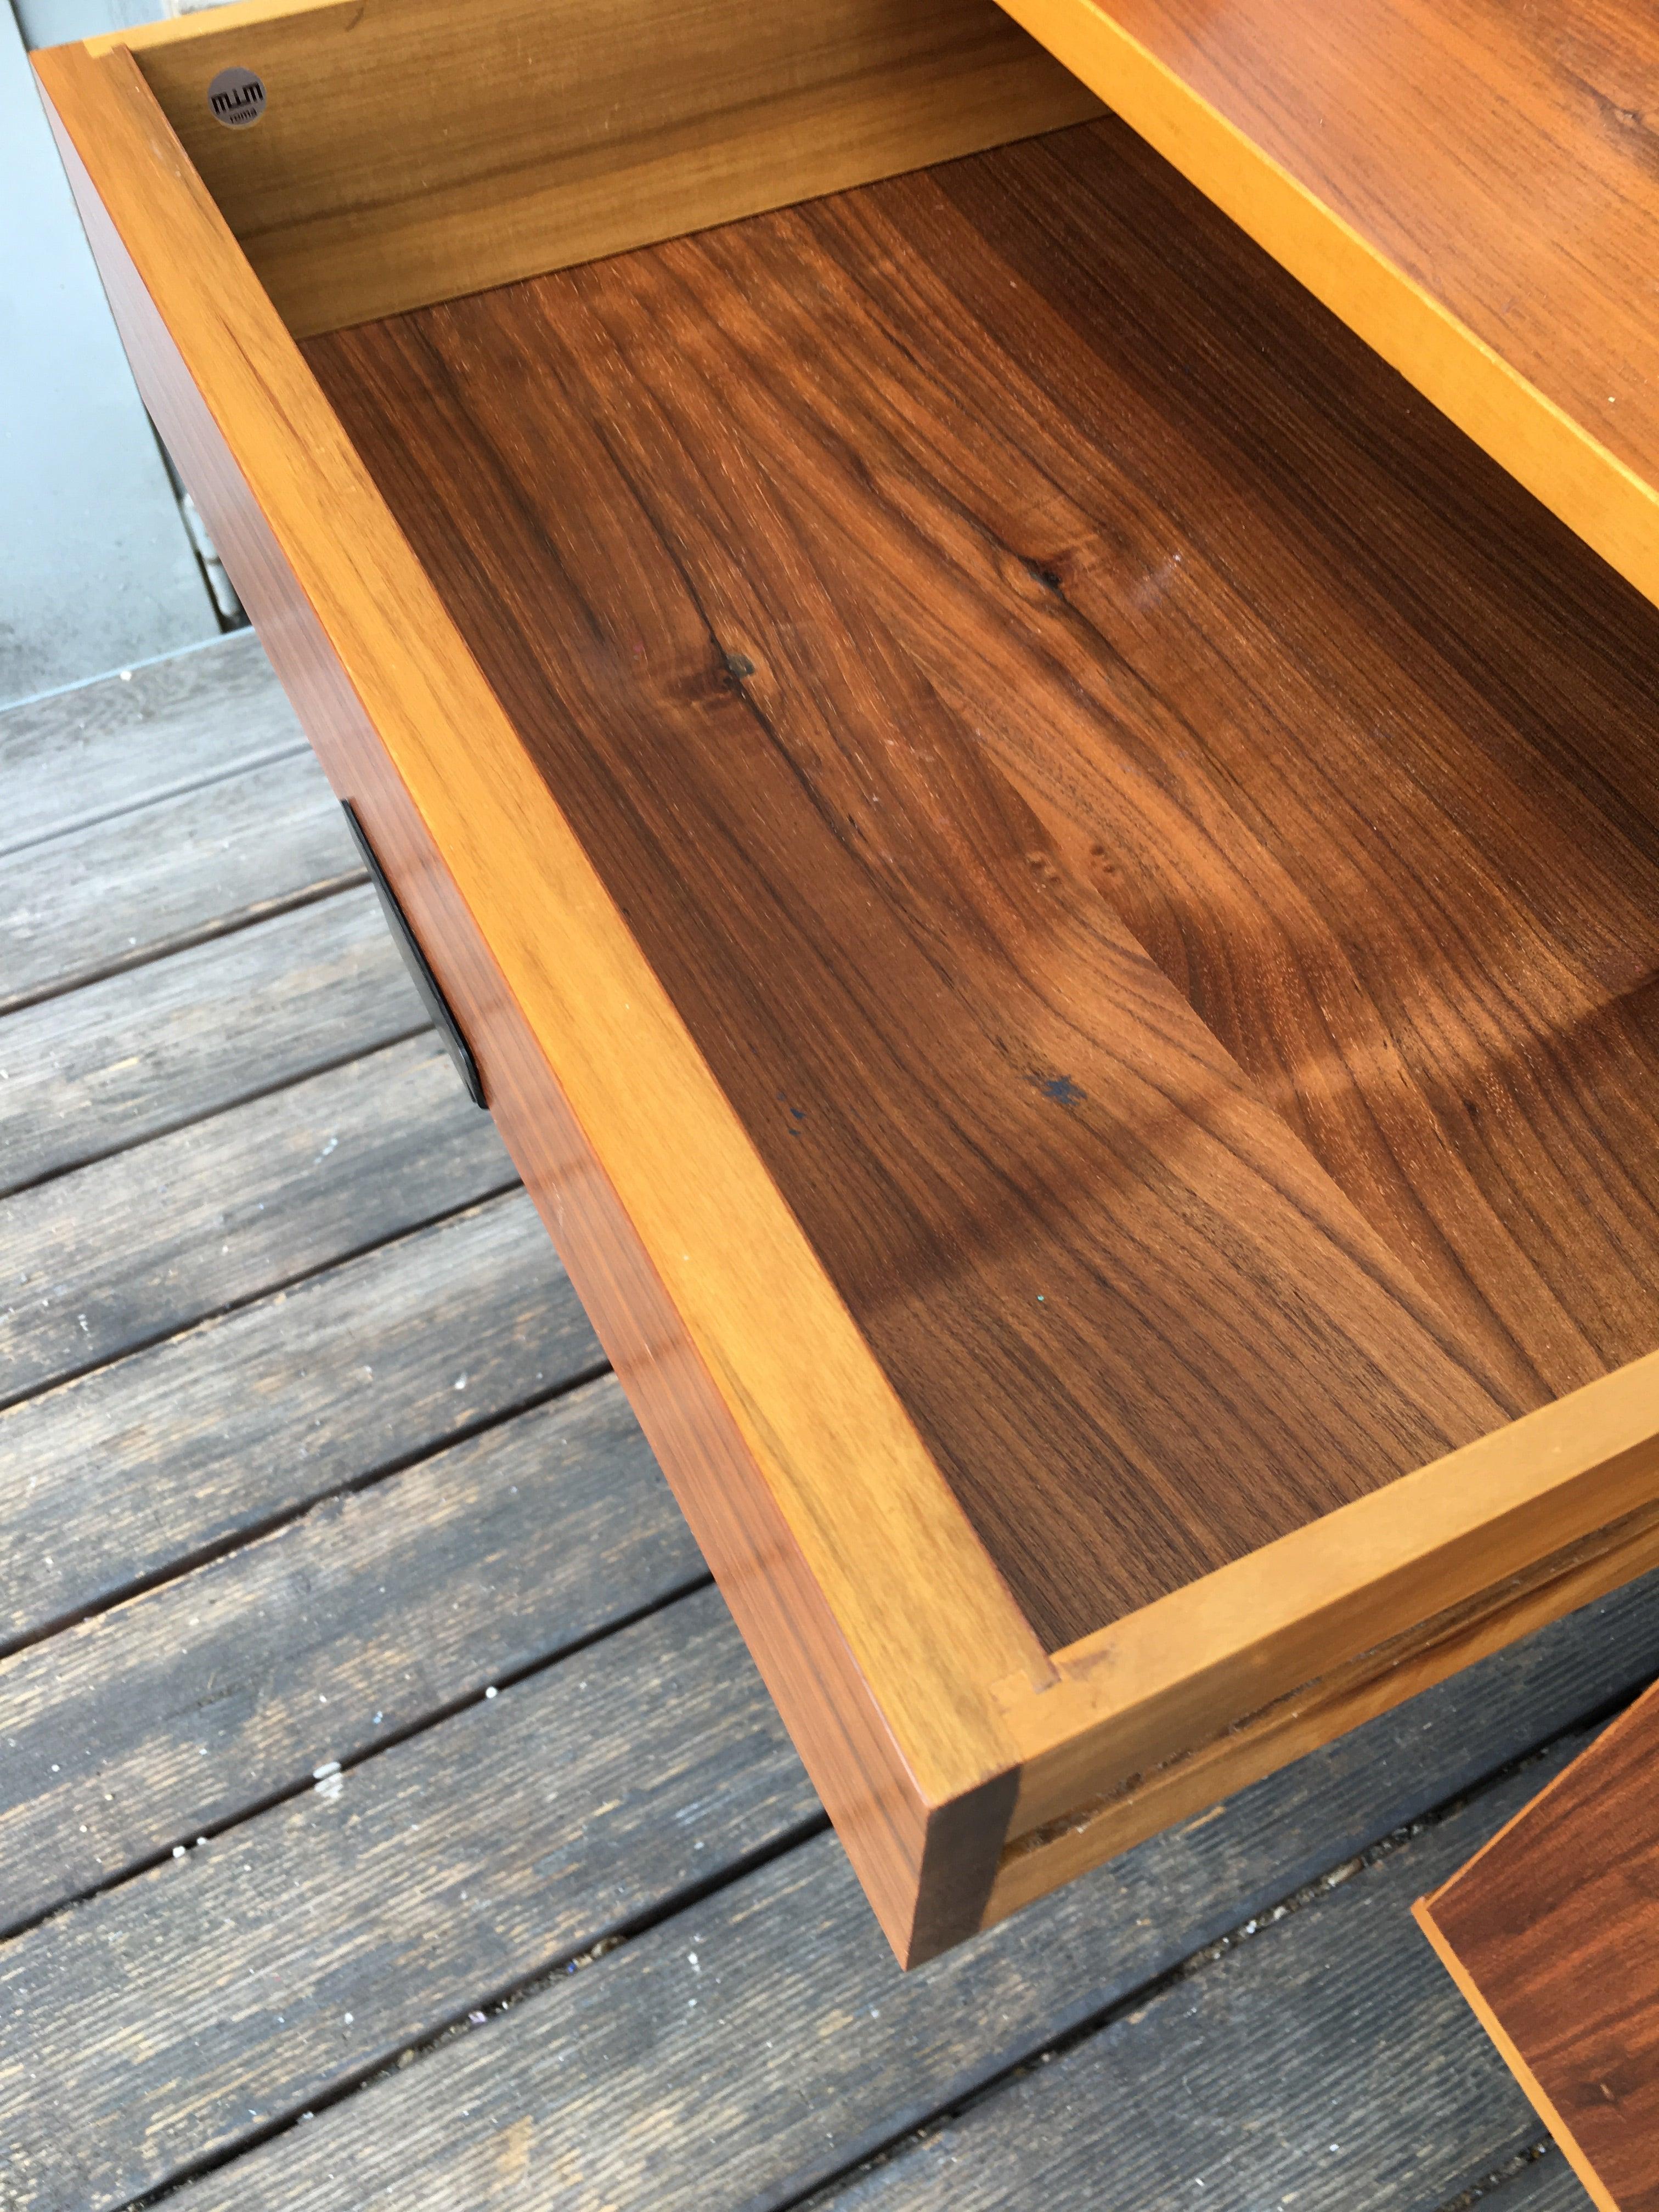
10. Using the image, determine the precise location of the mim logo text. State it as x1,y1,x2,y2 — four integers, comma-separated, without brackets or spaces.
207,65,266,129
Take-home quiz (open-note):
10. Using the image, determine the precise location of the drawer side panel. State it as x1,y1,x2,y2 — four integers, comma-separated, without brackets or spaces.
36,44,1032,1967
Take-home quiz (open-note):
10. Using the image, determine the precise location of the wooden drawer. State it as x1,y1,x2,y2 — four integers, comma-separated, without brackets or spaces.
37,0,1659,1967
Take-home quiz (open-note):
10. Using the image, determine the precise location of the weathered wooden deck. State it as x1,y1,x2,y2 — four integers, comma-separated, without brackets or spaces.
0,634,1638,2209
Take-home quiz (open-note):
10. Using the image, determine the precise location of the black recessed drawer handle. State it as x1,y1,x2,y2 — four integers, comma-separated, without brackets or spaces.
343,801,488,1110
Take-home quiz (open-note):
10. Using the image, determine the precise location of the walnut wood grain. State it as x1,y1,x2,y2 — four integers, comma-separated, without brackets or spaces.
308,114,1659,1651
994,0,1659,623
1418,1673,1659,2212
874,122,1659,1410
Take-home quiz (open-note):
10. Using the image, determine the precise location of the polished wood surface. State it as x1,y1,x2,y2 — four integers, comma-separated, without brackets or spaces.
41,18,1659,1962
103,0,1098,335
909,124,1659,1412
995,0,1659,622
311,115,1659,1651
1418,1674,1659,2211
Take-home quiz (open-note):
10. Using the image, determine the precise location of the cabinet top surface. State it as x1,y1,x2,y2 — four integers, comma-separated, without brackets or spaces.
1053,0,1659,490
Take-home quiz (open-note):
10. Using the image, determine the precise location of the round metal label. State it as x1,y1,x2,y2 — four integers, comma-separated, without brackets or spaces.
207,65,266,129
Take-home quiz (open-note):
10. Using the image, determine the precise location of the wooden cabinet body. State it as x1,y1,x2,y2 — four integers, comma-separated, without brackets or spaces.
38,0,1659,1965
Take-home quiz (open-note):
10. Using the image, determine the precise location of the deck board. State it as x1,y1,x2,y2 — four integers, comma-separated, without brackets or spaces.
30,1567,1650,2212
814,1763,1592,2212
0,1376,700,1935
0,887,424,1195
0,1190,597,1653
0,631,304,860
0,1589,814,2212
0,1032,514,1408
0,644,1645,2206
0,747,358,1015
156,1701,1610,2212
1493,2154,1601,2211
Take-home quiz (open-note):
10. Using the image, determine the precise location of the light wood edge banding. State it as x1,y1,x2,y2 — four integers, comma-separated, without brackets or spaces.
985,1489,1659,1934
994,1356,1659,1835
992,0,1659,615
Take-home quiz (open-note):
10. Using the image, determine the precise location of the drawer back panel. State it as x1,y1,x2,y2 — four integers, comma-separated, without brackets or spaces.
99,0,1100,336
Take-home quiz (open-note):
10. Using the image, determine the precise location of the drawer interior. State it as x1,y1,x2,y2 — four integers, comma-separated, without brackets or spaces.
289,110,1659,1653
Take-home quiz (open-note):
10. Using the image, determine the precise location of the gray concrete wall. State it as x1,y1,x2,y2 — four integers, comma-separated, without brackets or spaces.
2,0,217,705
14,1,204,44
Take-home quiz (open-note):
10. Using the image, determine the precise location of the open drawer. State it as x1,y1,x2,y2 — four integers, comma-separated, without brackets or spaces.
37,0,1659,1967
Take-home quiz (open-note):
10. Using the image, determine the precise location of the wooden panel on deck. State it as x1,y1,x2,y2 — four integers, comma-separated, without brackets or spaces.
1419,1675,1659,2212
